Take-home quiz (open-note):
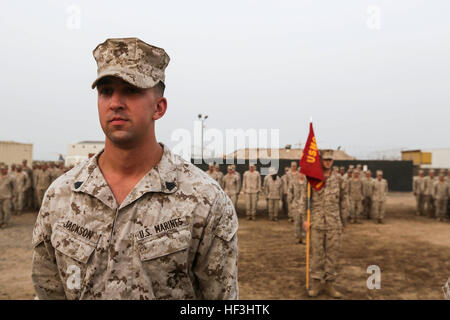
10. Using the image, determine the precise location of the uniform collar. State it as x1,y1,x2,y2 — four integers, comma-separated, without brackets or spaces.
72,143,179,210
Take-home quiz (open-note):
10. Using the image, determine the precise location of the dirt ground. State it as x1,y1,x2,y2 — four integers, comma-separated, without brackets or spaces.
1,192,449,300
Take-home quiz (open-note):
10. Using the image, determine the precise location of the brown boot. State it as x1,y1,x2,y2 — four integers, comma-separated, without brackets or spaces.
307,279,322,297
325,280,342,298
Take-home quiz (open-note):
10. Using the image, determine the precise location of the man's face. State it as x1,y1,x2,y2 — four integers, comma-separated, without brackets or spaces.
377,174,382,180
322,159,333,170
1,169,7,175
97,77,166,148
42,164,47,171
228,168,233,175
291,164,297,172
366,172,371,178
249,166,255,172
340,169,345,175
429,171,434,178
419,172,424,177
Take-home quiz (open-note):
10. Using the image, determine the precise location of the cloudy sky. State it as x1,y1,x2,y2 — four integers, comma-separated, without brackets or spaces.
0,0,449,161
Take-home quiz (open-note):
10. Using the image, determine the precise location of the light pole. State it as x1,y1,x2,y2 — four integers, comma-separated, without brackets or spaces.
198,114,208,162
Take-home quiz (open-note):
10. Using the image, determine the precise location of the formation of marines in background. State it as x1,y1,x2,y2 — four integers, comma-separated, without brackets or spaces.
413,169,450,222
207,162,450,226
0,160,73,228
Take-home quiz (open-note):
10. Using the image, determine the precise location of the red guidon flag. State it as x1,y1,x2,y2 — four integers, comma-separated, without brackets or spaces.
299,122,325,191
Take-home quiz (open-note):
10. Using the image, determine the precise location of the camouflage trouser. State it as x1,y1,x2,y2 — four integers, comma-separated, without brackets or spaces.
246,193,258,218
435,199,447,220
415,194,426,216
267,199,279,219
17,191,26,213
287,200,295,219
293,208,304,241
310,228,342,281
227,193,238,209
37,188,47,208
362,196,373,219
0,199,12,225
424,195,435,218
372,200,385,220
349,199,362,221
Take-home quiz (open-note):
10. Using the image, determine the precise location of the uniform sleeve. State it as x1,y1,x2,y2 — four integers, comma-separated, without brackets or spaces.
31,190,66,300
194,191,239,300
340,179,348,226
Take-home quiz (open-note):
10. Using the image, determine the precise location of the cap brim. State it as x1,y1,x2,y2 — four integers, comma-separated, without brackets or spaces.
91,69,158,89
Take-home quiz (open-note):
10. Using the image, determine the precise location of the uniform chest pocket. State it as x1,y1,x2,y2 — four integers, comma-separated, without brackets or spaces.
51,225,99,264
136,226,191,262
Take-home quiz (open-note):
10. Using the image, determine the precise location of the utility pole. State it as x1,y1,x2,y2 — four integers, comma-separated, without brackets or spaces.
198,114,208,162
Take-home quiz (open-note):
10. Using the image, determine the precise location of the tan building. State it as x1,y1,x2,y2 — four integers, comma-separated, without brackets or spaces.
65,141,105,166
0,141,33,166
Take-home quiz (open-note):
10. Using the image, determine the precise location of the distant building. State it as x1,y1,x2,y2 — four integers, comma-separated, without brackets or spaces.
403,148,450,169
66,140,105,166
0,141,33,166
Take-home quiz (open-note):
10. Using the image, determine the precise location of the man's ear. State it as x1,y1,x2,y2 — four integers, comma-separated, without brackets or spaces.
152,97,167,120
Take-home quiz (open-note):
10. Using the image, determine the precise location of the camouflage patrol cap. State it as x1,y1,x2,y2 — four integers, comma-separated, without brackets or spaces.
376,170,383,175
91,37,170,89
320,149,334,160
215,164,220,169
231,164,236,170
291,161,298,166
349,165,354,169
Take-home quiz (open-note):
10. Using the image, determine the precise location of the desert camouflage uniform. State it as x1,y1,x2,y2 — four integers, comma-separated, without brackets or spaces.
372,178,388,221
15,171,28,213
9,170,19,213
424,175,435,217
288,176,306,242
205,169,218,182
300,174,347,282
413,176,426,216
433,180,448,221
223,173,240,208
362,177,374,219
215,167,224,189
0,174,15,226
348,178,363,222
242,170,261,219
285,171,298,220
35,169,53,208
31,145,238,300
264,175,283,220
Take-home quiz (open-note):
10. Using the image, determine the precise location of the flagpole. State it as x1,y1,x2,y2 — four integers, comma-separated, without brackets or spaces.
306,182,311,291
